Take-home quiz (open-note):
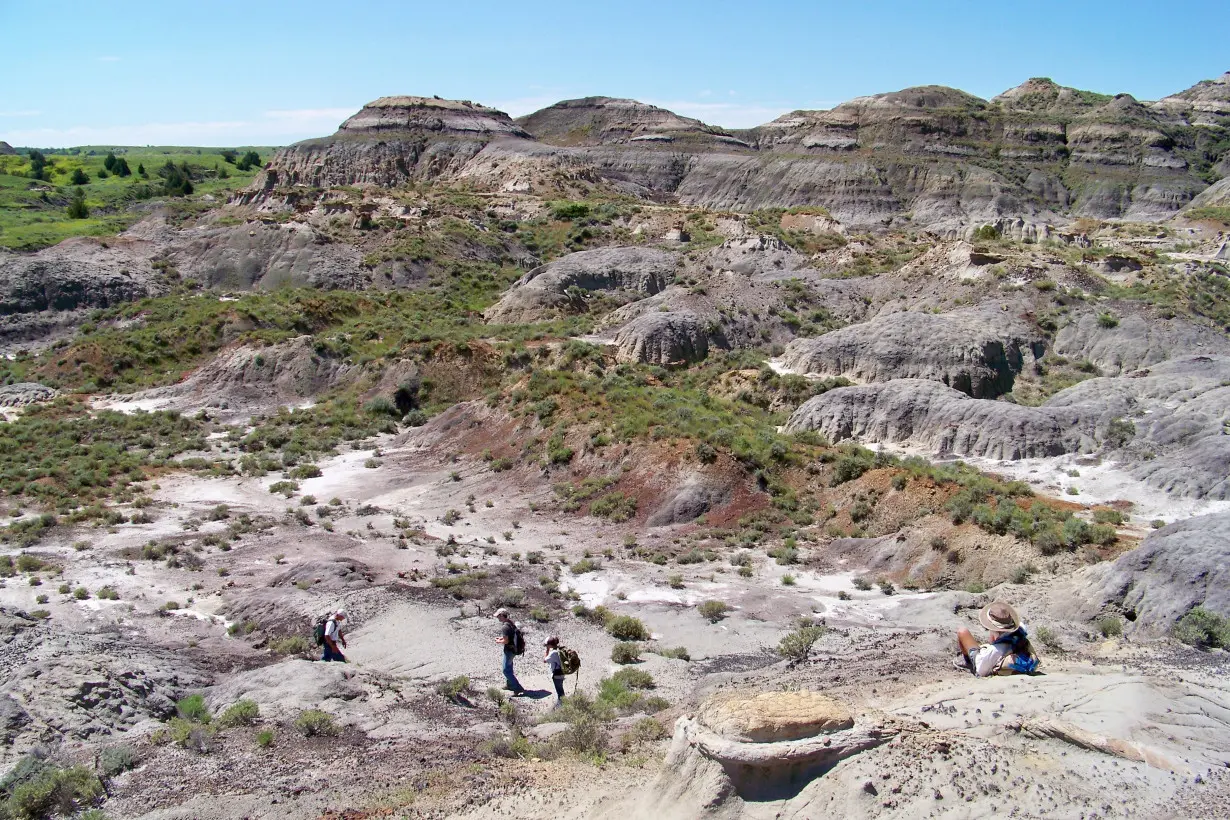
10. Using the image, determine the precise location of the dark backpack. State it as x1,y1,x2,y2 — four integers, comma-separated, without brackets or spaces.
312,615,329,646
559,646,581,676
512,625,526,656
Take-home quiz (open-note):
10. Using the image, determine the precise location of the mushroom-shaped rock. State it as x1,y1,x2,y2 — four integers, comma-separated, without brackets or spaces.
613,311,709,365
642,690,898,811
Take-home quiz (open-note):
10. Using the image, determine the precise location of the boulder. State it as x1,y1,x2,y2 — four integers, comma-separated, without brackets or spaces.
780,304,1046,398
696,691,853,742
647,479,727,527
613,311,708,365
0,383,56,407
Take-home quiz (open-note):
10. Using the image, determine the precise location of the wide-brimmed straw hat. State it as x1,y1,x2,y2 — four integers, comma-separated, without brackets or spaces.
978,601,1021,632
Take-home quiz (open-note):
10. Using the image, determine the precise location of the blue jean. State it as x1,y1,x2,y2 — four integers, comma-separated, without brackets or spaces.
552,675,565,701
321,641,346,662
503,651,523,691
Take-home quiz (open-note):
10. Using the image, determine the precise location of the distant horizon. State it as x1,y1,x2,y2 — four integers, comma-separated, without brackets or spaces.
1,0,1225,147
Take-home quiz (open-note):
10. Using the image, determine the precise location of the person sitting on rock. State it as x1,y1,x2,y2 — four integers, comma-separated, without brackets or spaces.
955,601,1039,676
322,610,347,663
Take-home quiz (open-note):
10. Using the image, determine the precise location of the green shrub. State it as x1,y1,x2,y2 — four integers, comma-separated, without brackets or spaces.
1092,509,1124,525
256,729,275,748
624,716,667,746
4,763,104,819
1096,616,1123,638
176,694,210,723
852,577,872,591
609,667,654,690
697,600,730,622
529,606,551,622
589,492,637,522
1033,626,1062,651
271,636,311,655
611,642,641,664
777,623,828,662
217,699,260,728
1172,607,1230,650
72,587,89,600
781,573,796,586
653,646,690,661
606,615,649,641
98,744,138,777
436,675,472,704
1097,312,1119,329
489,588,526,608
294,709,339,737
288,463,322,480
570,558,599,574
972,224,1001,240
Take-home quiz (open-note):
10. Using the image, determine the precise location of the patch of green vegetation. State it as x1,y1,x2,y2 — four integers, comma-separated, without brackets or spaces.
0,146,270,250
1172,607,1230,650
294,709,339,737
1183,206,1230,226
0,756,105,819
217,699,260,728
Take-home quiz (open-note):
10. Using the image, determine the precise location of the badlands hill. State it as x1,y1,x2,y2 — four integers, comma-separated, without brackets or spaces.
0,71,1228,820
253,73,1230,230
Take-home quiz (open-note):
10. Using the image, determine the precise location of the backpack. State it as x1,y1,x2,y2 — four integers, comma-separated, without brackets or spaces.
312,615,330,647
511,624,526,656
558,646,581,676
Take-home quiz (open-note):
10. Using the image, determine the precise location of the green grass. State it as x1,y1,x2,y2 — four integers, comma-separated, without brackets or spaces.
0,146,274,250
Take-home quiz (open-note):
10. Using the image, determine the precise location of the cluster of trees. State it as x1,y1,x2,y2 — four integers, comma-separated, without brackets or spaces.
66,188,88,219
157,160,195,196
26,150,48,181
102,152,132,178
221,149,262,171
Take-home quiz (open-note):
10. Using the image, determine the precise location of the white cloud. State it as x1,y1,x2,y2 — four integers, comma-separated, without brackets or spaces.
0,110,42,118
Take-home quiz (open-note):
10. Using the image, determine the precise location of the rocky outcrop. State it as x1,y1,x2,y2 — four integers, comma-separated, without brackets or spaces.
0,141,15,156
1065,512,1230,633
612,311,708,365
647,477,727,526
0,236,159,316
517,97,743,147
108,336,357,420
781,305,1046,398
1053,311,1230,375
643,690,896,811
789,356,1230,497
787,378,1097,460
0,383,56,407
166,220,365,290
483,246,677,324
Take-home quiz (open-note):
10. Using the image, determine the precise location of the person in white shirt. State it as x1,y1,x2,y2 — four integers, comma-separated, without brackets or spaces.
322,610,347,662
956,602,1039,676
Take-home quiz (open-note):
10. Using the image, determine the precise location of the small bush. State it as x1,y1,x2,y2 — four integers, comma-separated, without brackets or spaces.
852,577,872,591
1172,607,1230,650
777,624,828,662
4,763,104,819
570,557,599,574
654,646,691,661
436,675,472,704
610,667,654,690
529,606,551,622
489,588,526,608
73,587,90,600
256,729,275,748
667,574,684,589
294,709,339,737
878,579,895,595
176,694,211,723
96,586,119,600
624,716,667,746
1033,626,1062,651
697,600,730,623
1096,615,1123,638
1097,312,1119,329
99,744,138,777
217,699,260,728
271,636,311,655
611,642,641,664
606,615,649,641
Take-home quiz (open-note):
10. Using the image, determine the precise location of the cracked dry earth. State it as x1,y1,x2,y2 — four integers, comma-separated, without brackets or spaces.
1,411,1228,820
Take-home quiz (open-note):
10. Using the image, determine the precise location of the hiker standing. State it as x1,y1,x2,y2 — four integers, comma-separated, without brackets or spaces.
494,608,525,695
955,601,1039,676
322,609,347,662
543,636,565,704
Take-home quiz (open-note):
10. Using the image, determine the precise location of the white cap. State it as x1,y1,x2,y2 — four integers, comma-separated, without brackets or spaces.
335,609,346,618
494,608,509,618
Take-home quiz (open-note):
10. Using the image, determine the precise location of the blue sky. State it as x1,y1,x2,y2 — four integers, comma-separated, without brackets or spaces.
1,0,1225,147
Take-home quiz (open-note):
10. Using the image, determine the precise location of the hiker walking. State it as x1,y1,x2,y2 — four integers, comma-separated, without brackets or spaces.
494,608,525,695
955,601,1039,676
321,609,347,662
543,636,565,704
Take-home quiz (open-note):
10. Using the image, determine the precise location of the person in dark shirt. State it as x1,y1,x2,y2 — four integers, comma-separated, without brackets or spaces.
494,608,524,695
